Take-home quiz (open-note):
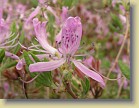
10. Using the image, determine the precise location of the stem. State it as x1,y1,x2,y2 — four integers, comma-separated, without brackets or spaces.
116,77,125,98
65,81,78,99
105,13,129,84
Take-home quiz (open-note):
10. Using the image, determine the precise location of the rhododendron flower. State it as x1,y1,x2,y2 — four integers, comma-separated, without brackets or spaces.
33,18,58,55
29,17,105,87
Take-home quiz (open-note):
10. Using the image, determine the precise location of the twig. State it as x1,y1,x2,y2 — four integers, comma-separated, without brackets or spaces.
105,13,129,84
65,81,78,99
116,77,125,98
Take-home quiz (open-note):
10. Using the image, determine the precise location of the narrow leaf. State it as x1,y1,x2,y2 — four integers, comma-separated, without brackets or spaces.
0,49,5,63
118,60,130,80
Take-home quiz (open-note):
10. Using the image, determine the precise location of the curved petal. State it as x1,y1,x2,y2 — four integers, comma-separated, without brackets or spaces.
61,6,68,22
16,60,23,70
5,51,19,60
33,18,57,55
26,6,40,24
72,60,105,87
61,16,82,55
29,58,66,72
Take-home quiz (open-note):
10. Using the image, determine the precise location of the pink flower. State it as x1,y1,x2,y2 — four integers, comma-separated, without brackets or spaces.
29,17,105,87
33,18,58,55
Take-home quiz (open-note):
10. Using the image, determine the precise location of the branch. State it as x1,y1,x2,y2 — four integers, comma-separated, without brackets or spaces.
65,81,78,99
105,13,129,84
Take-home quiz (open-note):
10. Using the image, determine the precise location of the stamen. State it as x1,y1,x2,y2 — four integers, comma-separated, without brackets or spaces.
56,41,63,54
28,43,41,49
18,41,28,50
35,38,39,42
0,43,18,49
4,32,14,40
0,34,19,46
28,48,48,53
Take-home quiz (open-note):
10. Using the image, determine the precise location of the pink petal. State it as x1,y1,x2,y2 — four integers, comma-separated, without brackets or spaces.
61,6,68,22
61,16,82,55
16,60,23,70
83,56,94,68
5,51,19,60
33,18,57,55
29,58,66,72
72,60,105,87
0,7,3,20
26,6,41,24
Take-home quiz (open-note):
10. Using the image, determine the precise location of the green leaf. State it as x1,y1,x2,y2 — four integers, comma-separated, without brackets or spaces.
81,77,90,95
31,0,38,7
4,61,17,69
109,14,123,33
0,61,17,72
10,22,17,34
29,52,41,62
118,60,130,80
85,77,90,94
62,0,78,8
0,49,5,63
81,80,86,94
23,50,33,66
72,79,79,88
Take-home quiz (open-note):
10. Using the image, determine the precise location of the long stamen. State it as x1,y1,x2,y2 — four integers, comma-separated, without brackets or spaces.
28,48,48,53
28,43,41,49
0,42,18,49
4,32,14,40
74,50,94,57
56,41,63,54
0,34,19,46
18,41,49,53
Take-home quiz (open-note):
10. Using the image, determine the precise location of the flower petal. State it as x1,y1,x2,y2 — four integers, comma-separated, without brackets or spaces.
16,60,23,70
72,60,105,87
26,6,40,24
61,6,68,22
61,16,82,55
5,51,19,60
33,18,57,55
29,58,66,72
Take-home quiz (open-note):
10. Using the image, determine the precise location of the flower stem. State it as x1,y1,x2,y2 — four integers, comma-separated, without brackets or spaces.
105,13,129,84
65,81,78,99
116,77,125,98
